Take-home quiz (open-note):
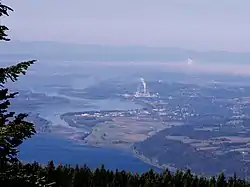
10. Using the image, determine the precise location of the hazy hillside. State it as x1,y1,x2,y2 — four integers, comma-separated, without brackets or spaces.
1,41,250,64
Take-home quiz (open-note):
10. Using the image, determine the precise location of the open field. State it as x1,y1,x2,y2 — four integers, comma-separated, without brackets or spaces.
75,116,176,149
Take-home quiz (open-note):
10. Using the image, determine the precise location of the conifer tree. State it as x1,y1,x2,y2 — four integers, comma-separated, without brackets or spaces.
0,0,36,168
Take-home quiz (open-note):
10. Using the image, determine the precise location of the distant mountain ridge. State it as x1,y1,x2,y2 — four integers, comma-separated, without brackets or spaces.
1,41,250,64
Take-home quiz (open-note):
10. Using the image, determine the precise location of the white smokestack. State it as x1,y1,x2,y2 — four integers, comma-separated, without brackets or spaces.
140,77,147,94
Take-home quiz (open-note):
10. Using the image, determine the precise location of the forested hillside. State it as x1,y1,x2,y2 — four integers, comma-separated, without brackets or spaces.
1,161,250,187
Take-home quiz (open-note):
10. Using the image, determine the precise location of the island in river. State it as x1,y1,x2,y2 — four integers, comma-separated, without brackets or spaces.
16,77,250,177
51,80,250,177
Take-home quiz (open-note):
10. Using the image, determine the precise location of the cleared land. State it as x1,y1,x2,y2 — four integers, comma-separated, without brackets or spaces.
82,116,169,149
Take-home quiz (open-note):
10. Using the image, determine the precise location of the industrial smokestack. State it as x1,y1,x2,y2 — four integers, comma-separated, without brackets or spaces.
140,77,147,94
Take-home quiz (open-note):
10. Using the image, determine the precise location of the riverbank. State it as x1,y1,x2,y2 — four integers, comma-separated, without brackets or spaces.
19,133,160,173
131,148,176,172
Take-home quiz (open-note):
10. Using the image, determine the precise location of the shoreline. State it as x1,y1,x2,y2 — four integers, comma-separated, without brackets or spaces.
48,130,167,172
40,95,175,172
131,148,177,172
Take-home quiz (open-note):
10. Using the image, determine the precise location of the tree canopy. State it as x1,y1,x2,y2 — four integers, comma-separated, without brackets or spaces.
0,0,36,168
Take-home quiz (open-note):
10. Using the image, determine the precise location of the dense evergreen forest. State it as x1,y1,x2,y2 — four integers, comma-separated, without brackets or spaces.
2,161,250,187
1,1,250,186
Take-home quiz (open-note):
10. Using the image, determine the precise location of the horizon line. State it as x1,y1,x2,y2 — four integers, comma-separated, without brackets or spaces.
3,40,249,54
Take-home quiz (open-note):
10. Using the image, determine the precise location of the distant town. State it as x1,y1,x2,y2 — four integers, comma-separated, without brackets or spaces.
12,76,250,177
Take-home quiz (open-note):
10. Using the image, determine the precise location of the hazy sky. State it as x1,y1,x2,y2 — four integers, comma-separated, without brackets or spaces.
3,0,250,52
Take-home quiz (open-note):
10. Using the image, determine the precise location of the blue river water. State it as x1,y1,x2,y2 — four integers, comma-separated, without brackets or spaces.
19,133,160,173
18,93,161,173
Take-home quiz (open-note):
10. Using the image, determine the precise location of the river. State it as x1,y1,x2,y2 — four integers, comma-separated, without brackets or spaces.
18,90,160,173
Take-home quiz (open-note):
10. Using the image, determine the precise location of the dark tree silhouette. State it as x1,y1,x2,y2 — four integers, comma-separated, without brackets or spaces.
0,0,36,168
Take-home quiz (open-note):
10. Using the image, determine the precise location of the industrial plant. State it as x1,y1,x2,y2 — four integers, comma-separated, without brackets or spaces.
124,77,159,98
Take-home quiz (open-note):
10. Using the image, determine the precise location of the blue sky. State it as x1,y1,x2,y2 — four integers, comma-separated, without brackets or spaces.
3,0,250,52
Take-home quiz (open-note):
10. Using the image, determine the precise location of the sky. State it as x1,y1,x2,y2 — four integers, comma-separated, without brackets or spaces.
3,0,250,52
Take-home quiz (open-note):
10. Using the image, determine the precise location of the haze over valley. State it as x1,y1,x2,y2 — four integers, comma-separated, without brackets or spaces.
1,41,250,177
2,0,250,181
